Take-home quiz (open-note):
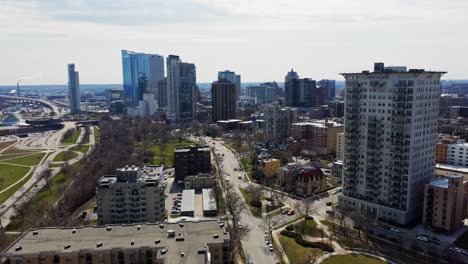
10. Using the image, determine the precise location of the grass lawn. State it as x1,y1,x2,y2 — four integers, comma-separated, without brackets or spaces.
71,144,90,153
61,129,81,145
241,156,252,172
0,233,21,252
53,151,79,162
0,164,30,192
0,171,32,204
321,254,386,264
94,127,99,143
2,148,39,155
294,219,323,237
2,153,45,166
279,235,323,264
149,139,194,167
0,152,40,161
239,187,262,217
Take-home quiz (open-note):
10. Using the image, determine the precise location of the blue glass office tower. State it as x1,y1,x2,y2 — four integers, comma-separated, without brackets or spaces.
67,63,81,114
121,50,164,107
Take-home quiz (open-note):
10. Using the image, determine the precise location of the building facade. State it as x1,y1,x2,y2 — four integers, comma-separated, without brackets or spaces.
96,165,166,225
277,163,325,197
218,70,241,100
336,132,345,161
284,77,317,108
262,103,297,141
318,79,336,102
67,63,81,114
121,50,164,108
246,84,275,105
2,221,230,264
423,175,467,232
174,146,211,182
436,135,461,163
212,79,237,122
290,120,344,155
167,55,196,123
447,143,468,167
184,173,215,190
339,62,445,225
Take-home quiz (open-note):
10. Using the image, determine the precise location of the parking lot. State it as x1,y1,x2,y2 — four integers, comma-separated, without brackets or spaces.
164,175,209,219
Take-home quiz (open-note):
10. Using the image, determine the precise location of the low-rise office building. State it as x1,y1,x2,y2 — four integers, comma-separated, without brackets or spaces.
174,146,211,182
96,165,166,225
184,173,215,190
180,189,195,216
423,175,467,232
202,188,217,217
2,221,230,264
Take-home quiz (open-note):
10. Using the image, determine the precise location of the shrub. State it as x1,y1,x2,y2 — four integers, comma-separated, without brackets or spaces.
280,230,298,238
250,199,262,208
285,225,295,231
280,230,334,252
305,215,314,220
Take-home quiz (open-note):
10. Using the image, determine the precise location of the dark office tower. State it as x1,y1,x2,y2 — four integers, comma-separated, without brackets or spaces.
167,55,196,123
285,68,299,82
316,85,325,107
121,50,164,108
318,79,336,101
218,70,241,100
284,76,317,108
157,78,167,109
212,79,236,122
174,146,211,181
67,64,81,114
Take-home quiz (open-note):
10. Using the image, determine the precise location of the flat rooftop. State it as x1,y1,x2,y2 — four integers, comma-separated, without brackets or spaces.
3,221,229,264
435,163,468,174
181,189,195,213
174,146,210,153
202,188,217,212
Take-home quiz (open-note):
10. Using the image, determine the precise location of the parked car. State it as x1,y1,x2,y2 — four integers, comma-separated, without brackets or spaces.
268,245,274,251
417,235,429,242
287,209,295,216
390,227,400,233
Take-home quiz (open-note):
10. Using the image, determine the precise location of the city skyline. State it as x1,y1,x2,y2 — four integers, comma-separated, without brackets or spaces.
1,0,467,85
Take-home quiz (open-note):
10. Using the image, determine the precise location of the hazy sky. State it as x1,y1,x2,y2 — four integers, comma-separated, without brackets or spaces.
1,0,467,85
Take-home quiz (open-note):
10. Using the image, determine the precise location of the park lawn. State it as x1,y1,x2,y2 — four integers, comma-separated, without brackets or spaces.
53,151,79,162
320,220,360,237
61,129,81,145
2,148,39,155
0,164,30,192
321,254,386,264
3,153,45,166
294,219,323,237
279,235,323,264
0,152,40,161
149,139,194,167
239,187,262,217
0,171,32,204
71,144,90,153
94,127,99,143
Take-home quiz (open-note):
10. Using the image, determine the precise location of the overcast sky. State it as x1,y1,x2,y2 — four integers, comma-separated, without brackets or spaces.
1,0,467,85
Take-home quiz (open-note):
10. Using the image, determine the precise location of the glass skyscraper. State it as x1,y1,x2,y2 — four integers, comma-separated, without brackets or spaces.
67,63,81,114
121,50,164,107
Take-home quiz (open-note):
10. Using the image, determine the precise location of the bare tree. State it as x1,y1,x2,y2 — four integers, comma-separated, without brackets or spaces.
225,182,245,227
262,212,278,241
335,204,351,234
38,169,53,193
294,199,317,236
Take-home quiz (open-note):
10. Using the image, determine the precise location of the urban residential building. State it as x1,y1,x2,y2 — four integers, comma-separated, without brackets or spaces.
336,132,345,161
96,165,166,225
262,103,297,141
127,93,158,118
423,175,467,232
339,62,446,225
157,78,168,109
246,84,275,105
435,163,468,180
67,63,81,114
167,55,197,123
318,79,336,102
174,146,211,182
121,50,164,108
2,221,230,264
436,134,461,163
290,119,343,155
253,158,281,179
447,143,468,167
212,79,237,122
277,163,325,197
218,70,241,100
184,173,215,190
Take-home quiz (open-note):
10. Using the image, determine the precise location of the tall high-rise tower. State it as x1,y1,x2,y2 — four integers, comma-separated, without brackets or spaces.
212,78,237,122
166,55,196,123
218,70,241,100
339,62,446,225
67,63,81,115
121,50,164,108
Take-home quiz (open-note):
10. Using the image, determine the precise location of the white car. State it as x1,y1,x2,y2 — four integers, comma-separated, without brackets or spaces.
268,245,274,251
390,227,400,233
417,236,429,242
237,222,243,229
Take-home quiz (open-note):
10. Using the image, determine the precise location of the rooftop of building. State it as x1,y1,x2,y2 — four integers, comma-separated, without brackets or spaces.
217,119,242,124
340,62,446,75
174,146,210,153
448,142,468,147
435,163,468,174
2,221,229,263
429,175,463,188
98,165,164,185
181,189,195,213
186,173,213,179
202,188,217,211
292,119,343,128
